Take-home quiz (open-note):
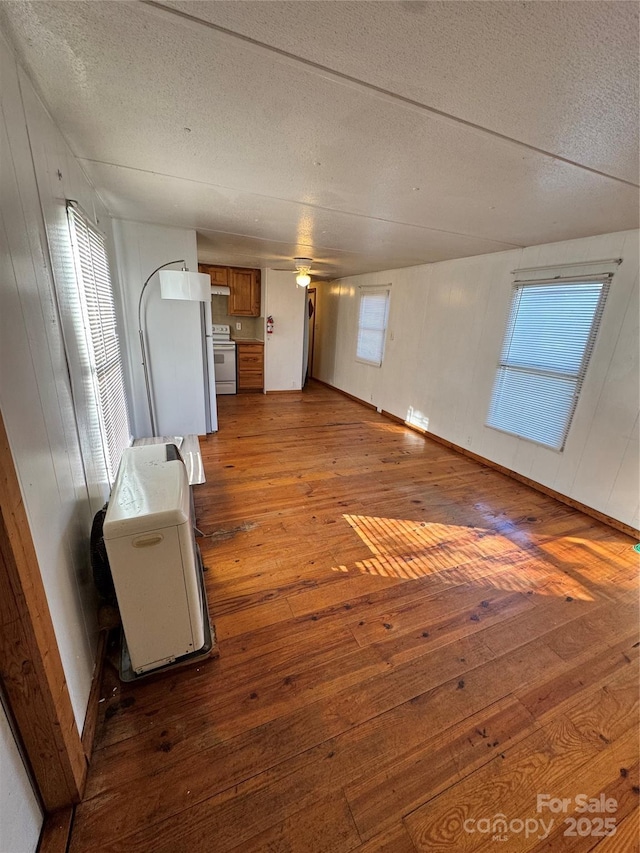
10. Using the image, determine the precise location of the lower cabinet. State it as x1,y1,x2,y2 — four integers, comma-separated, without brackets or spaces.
236,341,264,391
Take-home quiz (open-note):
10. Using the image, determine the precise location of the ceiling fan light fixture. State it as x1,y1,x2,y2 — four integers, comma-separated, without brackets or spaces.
294,257,313,288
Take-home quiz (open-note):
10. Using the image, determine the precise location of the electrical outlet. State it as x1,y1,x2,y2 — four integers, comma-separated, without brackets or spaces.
235,322,242,331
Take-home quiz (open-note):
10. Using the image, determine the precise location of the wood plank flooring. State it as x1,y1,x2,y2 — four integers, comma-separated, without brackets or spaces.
71,382,639,852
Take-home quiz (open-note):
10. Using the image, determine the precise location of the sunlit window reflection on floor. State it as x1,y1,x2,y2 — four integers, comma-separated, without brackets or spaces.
332,514,598,600
406,407,429,431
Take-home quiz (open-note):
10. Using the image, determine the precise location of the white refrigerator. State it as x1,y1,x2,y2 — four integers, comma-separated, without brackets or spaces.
202,300,219,433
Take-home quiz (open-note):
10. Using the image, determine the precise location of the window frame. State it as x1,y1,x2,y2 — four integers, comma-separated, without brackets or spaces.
486,275,610,452
355,284,391,368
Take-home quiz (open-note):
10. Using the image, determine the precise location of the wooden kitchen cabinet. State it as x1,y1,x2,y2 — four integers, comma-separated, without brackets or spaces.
200,264,228,286
236,341,264,392
198,264,261,316
229,268,260,316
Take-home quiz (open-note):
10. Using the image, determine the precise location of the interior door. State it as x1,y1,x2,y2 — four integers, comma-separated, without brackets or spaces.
307,288,316,381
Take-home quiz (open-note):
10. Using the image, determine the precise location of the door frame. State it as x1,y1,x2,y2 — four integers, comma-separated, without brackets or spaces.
0,411,86,811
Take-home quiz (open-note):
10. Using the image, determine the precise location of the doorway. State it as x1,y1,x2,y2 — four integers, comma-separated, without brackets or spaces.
306,288,316,383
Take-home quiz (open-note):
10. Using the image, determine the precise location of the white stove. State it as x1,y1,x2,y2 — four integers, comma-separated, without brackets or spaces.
212,324,236,394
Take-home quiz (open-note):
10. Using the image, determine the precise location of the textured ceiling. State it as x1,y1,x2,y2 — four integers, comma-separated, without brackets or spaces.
1,0,638,278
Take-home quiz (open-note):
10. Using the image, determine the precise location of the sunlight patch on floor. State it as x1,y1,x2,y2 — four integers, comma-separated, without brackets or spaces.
536,535,639,591
332,514,595,600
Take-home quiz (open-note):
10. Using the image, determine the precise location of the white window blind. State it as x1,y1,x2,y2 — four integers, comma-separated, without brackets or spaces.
68,204,131,482
356,286,391,366
487,278,609,451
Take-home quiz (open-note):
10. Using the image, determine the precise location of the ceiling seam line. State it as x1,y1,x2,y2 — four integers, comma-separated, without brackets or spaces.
194,223,521,252
140,0,639,190
111,214,369,257
111,213,522,261
80,159,522,248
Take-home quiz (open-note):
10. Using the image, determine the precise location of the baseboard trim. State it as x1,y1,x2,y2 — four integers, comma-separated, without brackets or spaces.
312,379,377,410
81,628,108,764
37,806,74,853
314,379,639,539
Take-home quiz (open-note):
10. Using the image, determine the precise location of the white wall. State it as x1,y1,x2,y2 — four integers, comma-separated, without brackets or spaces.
18,56,117,517
0,702,42,853
1,30,105,742
316,230,639,529
0,29,120,842
264,269,306,391
113,220,207,437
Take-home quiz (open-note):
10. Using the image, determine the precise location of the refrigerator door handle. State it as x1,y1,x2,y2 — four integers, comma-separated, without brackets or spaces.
201,303,218,432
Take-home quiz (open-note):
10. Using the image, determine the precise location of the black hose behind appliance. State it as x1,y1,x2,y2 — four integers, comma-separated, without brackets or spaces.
90,503,118,609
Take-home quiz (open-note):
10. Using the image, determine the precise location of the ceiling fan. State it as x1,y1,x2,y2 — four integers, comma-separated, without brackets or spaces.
272,257,321,287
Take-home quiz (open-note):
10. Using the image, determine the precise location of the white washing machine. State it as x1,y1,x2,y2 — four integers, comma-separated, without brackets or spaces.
103,444,209,676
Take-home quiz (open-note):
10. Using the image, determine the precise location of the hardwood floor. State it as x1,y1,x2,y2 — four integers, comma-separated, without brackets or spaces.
71,382,639,852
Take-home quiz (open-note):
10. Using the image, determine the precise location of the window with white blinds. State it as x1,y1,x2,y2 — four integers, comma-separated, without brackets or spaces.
487,278,609,451
67,204,131,482
356,286,391,366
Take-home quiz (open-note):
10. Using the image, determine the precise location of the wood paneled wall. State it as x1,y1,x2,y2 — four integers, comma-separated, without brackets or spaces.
315,230,639,529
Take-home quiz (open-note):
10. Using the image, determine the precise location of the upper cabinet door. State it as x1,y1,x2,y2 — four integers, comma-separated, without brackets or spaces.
229,268,260,316
199,264,228,286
